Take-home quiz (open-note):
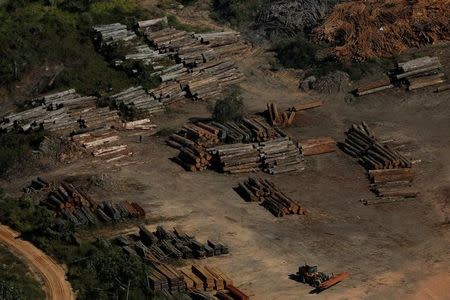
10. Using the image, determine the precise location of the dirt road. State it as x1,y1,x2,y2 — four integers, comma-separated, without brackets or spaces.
0,225,75,300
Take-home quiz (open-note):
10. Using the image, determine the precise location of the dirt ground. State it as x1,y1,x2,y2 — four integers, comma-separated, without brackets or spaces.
2,43,449,299
1,3,450,299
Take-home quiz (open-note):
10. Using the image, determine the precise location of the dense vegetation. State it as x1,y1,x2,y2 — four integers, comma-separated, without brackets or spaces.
0,242,45,300
0,190,173,300
0,0,157,94
213,86,244,122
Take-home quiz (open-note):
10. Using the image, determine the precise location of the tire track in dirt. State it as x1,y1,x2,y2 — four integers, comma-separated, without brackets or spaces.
0,225,75,300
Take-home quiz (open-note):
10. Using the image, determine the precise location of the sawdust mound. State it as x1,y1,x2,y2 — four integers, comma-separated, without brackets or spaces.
314,0,450,62
312,71,351,94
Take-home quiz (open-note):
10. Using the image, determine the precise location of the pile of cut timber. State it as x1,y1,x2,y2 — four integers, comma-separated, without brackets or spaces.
340,122,412,170
267,103,296,127
1,89,120,135
71,128,132,162
395,56,446,90
120,43,171,66
290,99,323,112
92,23,136,47
150,81,187,105
259,137,303,174
208,143,261,174
339,122,418,204
168,123,220,171
237,177,307,217
300,137,336,156
193,31,250,61
111,86,165,116
122,118,157,132
137,17,168,33
40,181,144,226
148,262,186,294
117,226,228,262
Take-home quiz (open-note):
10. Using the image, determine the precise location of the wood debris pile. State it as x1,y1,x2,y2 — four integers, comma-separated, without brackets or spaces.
111,86,165,117
71,128,132,163
92,23,137,47
355,56,446,96
315,0,450,62
300,137,336,156
237,177,307,217
1,89,120,135
117,226,228,262
339,122,418,205
40,180,144,226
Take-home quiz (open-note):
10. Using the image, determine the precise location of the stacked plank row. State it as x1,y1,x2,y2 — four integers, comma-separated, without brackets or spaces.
395,56,446,91
111,86,165,116
340,123,412,170
117,226,228,262
40,181,144,226
168,123,220,171
71,128,132,162
208,143,261,174
259,137,303,174
237,177,307,217
267,102,296,127
92,23,137,47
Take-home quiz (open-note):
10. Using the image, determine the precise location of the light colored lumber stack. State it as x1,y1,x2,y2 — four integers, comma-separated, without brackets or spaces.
208,143,261,174
300,137,336,156
92,23,137,47
259,137,303,174
111,86,165,116
122,118,157,131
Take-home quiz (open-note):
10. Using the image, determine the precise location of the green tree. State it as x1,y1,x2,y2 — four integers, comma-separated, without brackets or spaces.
213,86,244,122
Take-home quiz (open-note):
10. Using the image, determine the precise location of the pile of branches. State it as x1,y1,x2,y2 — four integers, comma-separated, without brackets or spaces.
257,0,343,36
314,0,450,62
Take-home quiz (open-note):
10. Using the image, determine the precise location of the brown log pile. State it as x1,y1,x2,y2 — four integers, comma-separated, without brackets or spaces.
354,78,395,97
267,102,296,127
300,137,336,156
237,177,307,217
168,123,220,171
339,122,418,204
259,137,303,174
340,122,412,170
39,180,144,226
290,99,323,112
315,0,450,62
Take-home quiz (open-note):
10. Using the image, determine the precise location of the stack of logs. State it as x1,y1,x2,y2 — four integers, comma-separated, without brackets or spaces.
23,177,50,193
150,81,188,105
92,23,137,47
1,89,120,135
122,118,157,132
40,180,144,226
117,226,229,262
71,128,132,162
111,86,165,117
300,137,336,156
137,17,168,34
259,137,303,174
267,103,296,127
168,123,220,171
339,122,418,204
355,56,446,96
395,56,446,91
237,177,307,217
340,123,412,170
208,143,261,174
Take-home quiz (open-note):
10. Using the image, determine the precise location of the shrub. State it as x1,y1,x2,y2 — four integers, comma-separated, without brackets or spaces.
213,86,244,122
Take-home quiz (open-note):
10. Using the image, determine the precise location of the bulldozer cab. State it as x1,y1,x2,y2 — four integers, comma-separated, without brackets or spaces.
299,264,318,275
307,265,318,274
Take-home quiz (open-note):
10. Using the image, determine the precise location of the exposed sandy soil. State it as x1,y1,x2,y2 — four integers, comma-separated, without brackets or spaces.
1,2,450,299
0,225,75,300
